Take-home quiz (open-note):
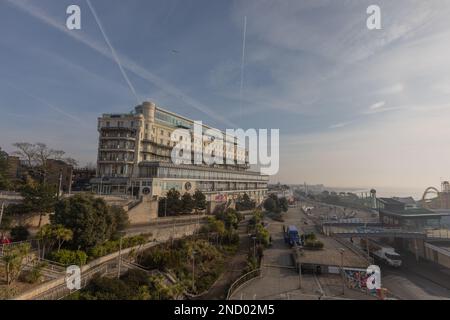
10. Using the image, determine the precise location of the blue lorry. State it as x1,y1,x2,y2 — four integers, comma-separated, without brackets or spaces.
284,225,302,247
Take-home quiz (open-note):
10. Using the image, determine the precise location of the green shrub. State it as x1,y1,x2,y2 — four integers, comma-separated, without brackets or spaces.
88,235,147,259
21,262,47,284
305,233,316,241
49,249,88,266
304,239,324,250
255,224,270,247
140,238,227,295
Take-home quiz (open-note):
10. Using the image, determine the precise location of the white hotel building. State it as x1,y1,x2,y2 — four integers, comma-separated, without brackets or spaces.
91,101,268,212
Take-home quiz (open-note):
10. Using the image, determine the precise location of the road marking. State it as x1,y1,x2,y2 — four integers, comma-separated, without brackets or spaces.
313,273,325,296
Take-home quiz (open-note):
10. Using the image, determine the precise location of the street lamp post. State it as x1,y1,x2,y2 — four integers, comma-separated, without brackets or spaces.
57,169,63,200
192,251,197,292
117,231,125,279
339,248,345,296
0,202,4,227
99,175,103,195
164,197,167,217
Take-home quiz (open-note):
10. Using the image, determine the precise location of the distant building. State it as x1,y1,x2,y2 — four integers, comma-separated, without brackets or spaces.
377,197,450,229
5,155,20,182
44,159,74,193
4,154,73,193
393,196,417,210
71,167,96,191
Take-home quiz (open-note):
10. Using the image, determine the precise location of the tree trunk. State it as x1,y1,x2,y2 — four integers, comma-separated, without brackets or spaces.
38,213,43,228
6,263,10,286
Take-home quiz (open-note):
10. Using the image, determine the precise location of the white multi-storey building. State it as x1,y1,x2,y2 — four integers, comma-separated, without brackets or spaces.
91,101,268,212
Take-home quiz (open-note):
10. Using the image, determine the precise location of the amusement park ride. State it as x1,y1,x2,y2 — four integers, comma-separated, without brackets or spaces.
422,181,450,209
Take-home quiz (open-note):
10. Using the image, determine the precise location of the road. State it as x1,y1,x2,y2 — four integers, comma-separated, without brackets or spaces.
230,206,374,300
382,253,450,300
303,199,450,300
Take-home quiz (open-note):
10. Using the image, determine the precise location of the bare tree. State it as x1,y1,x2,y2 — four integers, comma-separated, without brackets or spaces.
12,142,71,183
64,157,78,167
12,142,37,167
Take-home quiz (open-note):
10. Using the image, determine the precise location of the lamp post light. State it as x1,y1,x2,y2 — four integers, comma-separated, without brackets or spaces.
117,231,126,279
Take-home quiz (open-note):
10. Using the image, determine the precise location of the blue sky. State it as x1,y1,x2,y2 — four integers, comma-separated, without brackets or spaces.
1,0,450,191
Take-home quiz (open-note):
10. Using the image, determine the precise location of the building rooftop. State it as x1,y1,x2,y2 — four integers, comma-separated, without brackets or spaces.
380,207,450,218
378,197,404,205
393,196,417,205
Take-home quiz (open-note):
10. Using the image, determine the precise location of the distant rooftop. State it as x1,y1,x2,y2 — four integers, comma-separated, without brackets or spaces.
393,196,417,205
378,197,404,205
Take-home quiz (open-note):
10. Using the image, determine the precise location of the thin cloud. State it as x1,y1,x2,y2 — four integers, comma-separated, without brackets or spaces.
361,101,401,115
376,83,404,95
5,0,235,128
369,101,386,110
4,81,86,126
329,122,351,129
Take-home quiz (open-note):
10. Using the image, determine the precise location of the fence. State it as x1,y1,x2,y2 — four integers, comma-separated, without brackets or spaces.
226,268,261,300
35,260,120,300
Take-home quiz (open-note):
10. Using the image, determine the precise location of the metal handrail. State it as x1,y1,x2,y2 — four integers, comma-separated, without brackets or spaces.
226,268,261,300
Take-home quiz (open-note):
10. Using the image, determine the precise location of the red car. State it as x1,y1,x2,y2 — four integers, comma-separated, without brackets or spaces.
0,236,11,245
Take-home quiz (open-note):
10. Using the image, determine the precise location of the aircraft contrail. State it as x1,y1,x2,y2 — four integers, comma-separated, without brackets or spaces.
4,0,236,128
86,0,140,104
239,16,247,115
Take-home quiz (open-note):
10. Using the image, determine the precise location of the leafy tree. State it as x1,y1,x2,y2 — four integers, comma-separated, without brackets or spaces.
181,193,194,214
215,208,241,230
193,190,207,212
159,188,183,216
51,194,129,250
255,224,270,247
20,183,57,227
109,206,130,239
263,197,277,212
10,226,30,242
36,224,55,259
166,188,182,214
236,193,255,211
1,243,31,286
202,217,226,237
52,224,73,251
0,211,12,235
279,197,289,212
0,148,10,190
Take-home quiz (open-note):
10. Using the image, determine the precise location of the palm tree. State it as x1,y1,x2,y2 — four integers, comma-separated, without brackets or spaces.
53,225,73,251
